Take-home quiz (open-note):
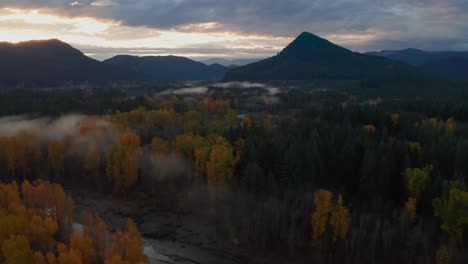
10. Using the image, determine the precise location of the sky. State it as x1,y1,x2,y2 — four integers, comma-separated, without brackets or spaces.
1,0,467,61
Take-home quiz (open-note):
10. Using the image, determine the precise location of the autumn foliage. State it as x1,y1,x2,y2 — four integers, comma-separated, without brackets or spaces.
0,180,147,264
311,189,350,242
106,131,142,193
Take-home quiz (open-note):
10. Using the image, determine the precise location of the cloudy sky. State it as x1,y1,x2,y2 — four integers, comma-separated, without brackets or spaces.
1,0,467,60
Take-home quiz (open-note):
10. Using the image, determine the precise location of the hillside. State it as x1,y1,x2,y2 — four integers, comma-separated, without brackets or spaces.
104,55,229,81
200,58,262,67
223,32,419,81
0,39,133,87
0,39,231,88
367,49,468,79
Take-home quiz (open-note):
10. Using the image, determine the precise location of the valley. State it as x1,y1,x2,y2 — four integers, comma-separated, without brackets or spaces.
0,26,467,264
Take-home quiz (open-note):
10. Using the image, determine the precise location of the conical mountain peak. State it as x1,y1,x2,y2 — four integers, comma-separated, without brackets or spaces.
224,32,417,81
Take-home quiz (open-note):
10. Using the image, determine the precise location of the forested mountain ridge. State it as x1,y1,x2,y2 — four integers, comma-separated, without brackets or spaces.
0,39,135,87
0,39,229,88
367,49,468,79
223,32,420,81
200,57,262,67
104,55,229,81
1,35,465,88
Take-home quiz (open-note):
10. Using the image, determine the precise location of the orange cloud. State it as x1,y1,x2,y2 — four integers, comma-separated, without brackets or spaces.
0,7,293,59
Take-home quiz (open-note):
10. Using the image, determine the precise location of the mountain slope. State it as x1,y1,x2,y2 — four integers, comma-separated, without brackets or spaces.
366,49,468,79
422,57,468,79
223,32,419,81
104,55,228,81
0,39,230,88
0,39,133,87
200,58,262,67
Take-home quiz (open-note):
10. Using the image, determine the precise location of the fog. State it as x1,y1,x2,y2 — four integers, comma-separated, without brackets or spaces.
140,148,193,188
159,86,209,95
213,82,280,94
159,82,281,96
0,114,198,189
0,114,111,140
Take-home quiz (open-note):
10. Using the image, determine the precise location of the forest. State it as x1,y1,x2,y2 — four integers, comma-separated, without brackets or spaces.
0,82,467,264
1,0,468,262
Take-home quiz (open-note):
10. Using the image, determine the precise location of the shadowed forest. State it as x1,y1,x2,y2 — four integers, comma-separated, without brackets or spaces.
1,0,468,261
0,81,467,263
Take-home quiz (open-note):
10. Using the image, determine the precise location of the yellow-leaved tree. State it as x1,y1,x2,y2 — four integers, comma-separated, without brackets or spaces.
402,165,432,221
311,190,350,242
433,181,468,264
2,235,33,264
330,194,350,241
311,189,333,241
106,131,142,194
206,138,234,186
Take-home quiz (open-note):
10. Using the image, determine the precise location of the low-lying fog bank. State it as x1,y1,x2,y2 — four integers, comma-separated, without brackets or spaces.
159,81,287,96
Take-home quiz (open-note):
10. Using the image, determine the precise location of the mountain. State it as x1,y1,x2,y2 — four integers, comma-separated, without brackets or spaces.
421,57,468,79
104,55,228,81
223,32,419,81
200,58,262,67
0,39,230,88
366,49,468,79
0,39,133,87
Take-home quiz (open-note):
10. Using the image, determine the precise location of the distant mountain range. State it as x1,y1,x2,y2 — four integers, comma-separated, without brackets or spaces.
200,58,262,67
223,32,419,81
103,55,228,81
366,49,468,79
0,34,466,88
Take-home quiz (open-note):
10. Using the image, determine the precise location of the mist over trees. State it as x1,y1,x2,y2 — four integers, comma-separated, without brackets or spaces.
0,0,467,260
0,81,468,263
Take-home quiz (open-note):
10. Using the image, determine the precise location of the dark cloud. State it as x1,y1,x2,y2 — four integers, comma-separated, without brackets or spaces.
2,0,468,51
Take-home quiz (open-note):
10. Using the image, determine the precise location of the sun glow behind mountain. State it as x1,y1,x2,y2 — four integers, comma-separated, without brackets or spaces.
0,7,293,60
0,8,112,41
0,0,466,61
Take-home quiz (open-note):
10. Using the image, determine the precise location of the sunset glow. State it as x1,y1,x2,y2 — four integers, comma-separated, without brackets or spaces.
1,0,466,60
0,7,292,60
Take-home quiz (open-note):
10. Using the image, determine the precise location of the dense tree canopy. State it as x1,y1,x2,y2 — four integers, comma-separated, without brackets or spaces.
1,85,468,263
